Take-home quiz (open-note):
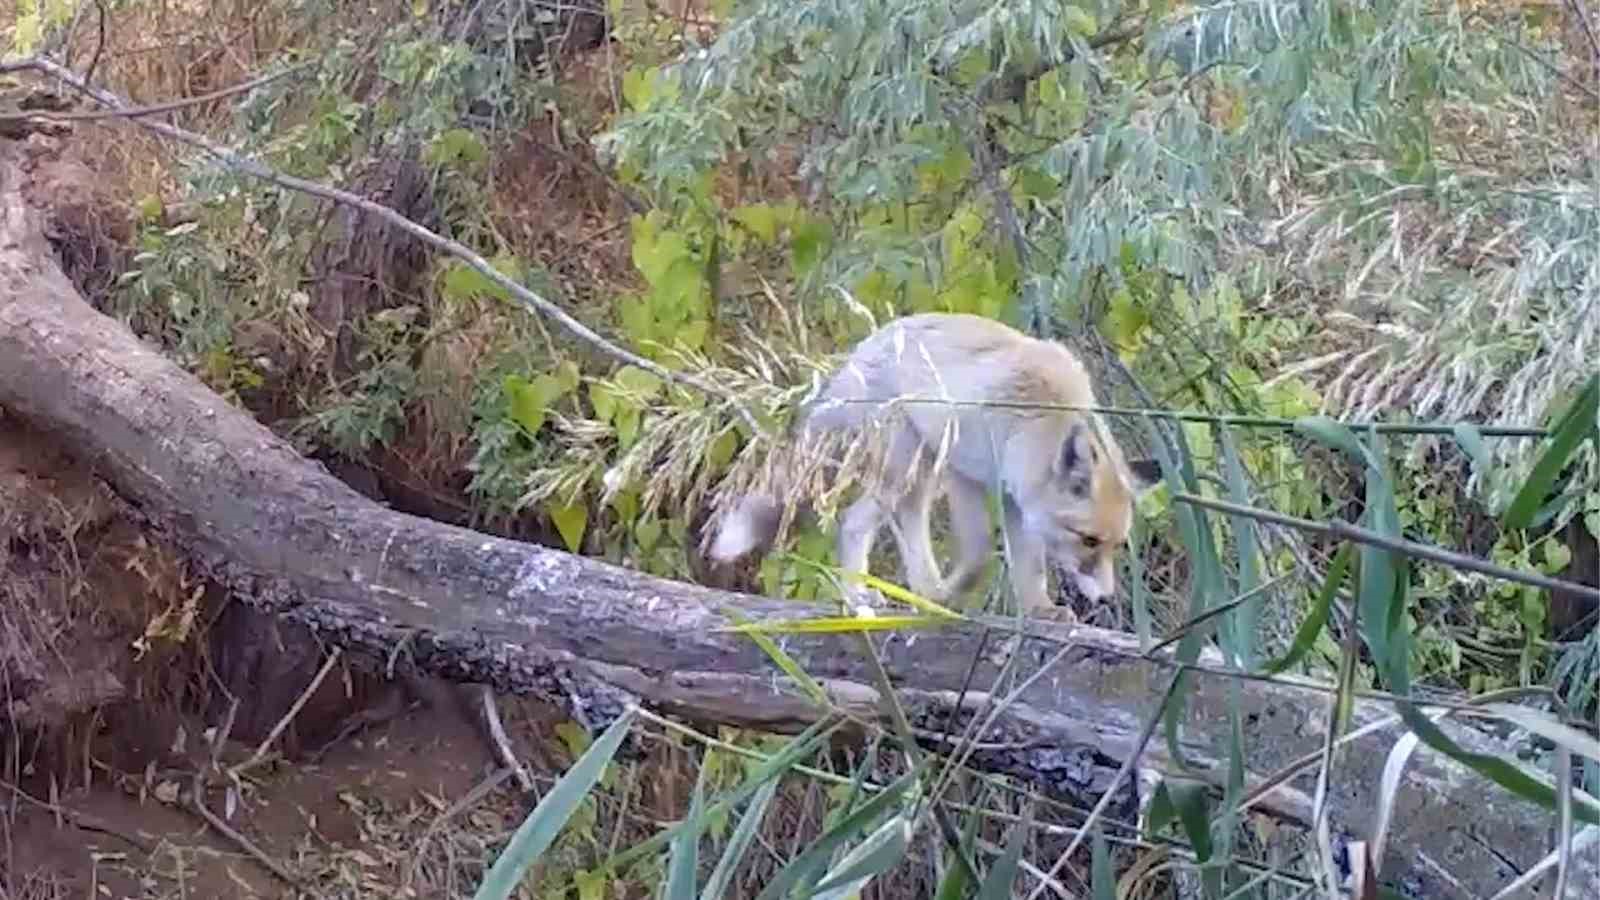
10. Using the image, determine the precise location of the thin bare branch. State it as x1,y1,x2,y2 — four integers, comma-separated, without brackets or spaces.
0,62,312,124
1175,491,1600,602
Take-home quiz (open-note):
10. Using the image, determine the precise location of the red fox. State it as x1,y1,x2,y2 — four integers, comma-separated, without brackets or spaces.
708,313,1162,616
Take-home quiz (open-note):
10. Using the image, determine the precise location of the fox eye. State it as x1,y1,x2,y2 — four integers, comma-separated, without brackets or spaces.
1081,535,1102,549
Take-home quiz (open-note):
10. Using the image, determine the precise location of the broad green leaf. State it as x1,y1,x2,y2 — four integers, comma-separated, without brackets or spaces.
425,128,488,168
1504,374,1598,529
733,204,781,243
549,502,588,553
1062,5,1097,36
588,381,618,424
614,365,664,400
472,708,637,900
654,255,706,316
791,220,833,278
617,294,654,344
707,430,740,469
554,360,582,393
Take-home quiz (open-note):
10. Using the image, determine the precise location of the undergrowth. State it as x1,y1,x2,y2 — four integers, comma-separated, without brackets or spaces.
6,0,1598,897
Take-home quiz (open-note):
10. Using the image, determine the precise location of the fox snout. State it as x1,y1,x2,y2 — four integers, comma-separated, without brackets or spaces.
1065,556,1117,602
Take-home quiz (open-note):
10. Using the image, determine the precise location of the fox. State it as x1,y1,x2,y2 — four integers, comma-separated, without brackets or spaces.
708,312,1162,616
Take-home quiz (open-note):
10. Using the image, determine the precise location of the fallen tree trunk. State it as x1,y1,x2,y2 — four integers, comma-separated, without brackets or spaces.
0,147,1590,897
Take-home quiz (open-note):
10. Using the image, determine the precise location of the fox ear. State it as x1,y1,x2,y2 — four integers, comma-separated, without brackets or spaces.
1127,458,1164,494
1056,422,1096,476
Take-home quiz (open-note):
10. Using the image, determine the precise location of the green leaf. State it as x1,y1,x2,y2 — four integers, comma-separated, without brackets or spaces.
707,430,740,469
699,780,779,900
1148,778,1214,861
635,515,663,553
505,373,567,434
1220,427,1260,668
1263,542,1351,675
810,814,912,895
1294,415,1378,470
549,502,588,554
976,804,1031,900
605,717,843,874
933,804,982,900
753,771,917,900
724,608,829,706
1451,422,1492,492
665,765,708,900
1090,826,1115,900
425,127,488,168
722,614,954,635
1504,373,1598,529
471,708,637,900
615,365,664,401
791,220,833,278
618,293,654,344
732,204,781,243
1394,700,1600,826
1062,5,1097,37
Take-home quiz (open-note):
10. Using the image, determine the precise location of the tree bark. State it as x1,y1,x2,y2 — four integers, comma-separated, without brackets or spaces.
0,147,1591,897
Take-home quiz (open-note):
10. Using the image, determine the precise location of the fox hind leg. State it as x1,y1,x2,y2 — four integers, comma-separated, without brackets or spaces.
889,469,943,600
936,473,994,605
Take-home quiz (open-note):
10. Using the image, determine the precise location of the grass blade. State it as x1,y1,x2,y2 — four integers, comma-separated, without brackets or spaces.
1263,542,1351,675
932,792,983,900
1481,703,1600,767
812,814,914,897
664,763,709,900
1146,418,1224,772
699,779,779,900
1090,825,1115,900
754,770,918,900
724,607,829,706
1394,701,1600,825
1451,422,1494,496
1220,426,1262,669
975,802,1032,900
472,707,637,900
1504,373,1598,529
605,715,842,873
722,614,953,635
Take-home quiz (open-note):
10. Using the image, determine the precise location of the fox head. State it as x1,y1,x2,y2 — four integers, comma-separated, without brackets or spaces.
1029,420,1162,603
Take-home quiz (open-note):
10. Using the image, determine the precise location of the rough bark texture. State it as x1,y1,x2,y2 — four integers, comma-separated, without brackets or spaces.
0,146,1592,897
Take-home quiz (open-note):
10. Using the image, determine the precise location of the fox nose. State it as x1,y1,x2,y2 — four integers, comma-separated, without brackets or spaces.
1071,569,1111,601
1072,559,1115,600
